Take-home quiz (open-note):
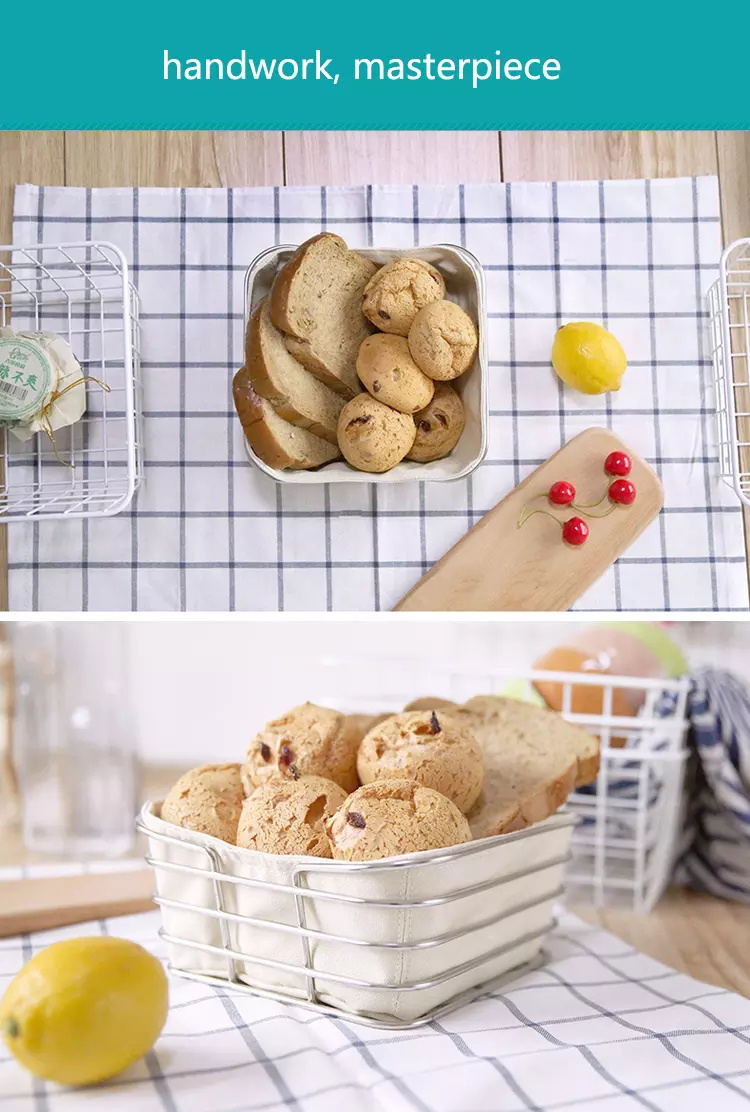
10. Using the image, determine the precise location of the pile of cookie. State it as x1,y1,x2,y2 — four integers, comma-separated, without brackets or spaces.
340,257,478,473
160,695,599,861
233,234,479,474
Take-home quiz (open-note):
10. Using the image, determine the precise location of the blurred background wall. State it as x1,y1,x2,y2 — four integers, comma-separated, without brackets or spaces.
114,619,746,766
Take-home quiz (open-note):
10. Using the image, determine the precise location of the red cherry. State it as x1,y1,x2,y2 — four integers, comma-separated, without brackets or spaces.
562,517,589,546
609,479,636,505
604,451,631,477
549,480,575,506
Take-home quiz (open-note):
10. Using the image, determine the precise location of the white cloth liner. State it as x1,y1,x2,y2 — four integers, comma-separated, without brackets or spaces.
143,802,574,1024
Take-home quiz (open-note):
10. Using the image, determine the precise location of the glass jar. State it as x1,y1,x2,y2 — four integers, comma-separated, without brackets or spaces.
13,623,139,857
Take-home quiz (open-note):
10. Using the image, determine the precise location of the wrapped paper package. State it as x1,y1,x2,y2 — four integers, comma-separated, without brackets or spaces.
0,327,86,444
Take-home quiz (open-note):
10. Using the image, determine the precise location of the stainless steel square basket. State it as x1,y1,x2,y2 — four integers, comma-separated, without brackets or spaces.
242,243,488,485
0,241,142,520
139,804,574,1029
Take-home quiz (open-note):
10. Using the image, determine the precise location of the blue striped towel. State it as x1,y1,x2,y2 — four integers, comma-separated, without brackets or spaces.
676,667,750,903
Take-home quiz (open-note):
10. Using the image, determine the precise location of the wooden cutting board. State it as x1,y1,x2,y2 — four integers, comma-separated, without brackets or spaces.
395,428,663,612
0,869,155,937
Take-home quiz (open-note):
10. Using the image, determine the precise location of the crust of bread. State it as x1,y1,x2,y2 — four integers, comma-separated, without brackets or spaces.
245,298,343,444
458,696,600,840
463,695,600,787
469,760,578,839
270,233,334,335
232,367,340,470
270,234,377,397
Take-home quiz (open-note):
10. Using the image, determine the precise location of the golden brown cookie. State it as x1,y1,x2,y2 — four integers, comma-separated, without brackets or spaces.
357,710,483,813
357,334,434,414
242,703,359,794
362,257,446,335
237,776,347,856
161,764,244,844
407,383,466,462
337,394,416,473
408,300,478,381
326,779,472,861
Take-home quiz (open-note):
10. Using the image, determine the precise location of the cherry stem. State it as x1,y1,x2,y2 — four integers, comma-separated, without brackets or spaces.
517,506,564,530
573,488,609,510
574,502,617,520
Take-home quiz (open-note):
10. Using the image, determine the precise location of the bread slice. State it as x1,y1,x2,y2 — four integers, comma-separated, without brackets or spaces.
233,367,340,471
456,696,600,839
246,297,345,445
270,234,378,397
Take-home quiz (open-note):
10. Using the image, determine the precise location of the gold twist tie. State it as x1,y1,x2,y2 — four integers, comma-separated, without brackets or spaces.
37,376,110,467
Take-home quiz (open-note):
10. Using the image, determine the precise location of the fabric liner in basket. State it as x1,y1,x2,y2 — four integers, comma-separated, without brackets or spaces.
142,802,574,1024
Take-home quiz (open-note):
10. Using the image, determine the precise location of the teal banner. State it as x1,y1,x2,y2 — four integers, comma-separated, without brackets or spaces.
5,0,749,130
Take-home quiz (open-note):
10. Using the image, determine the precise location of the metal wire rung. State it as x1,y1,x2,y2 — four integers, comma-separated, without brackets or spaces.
0,240,142,521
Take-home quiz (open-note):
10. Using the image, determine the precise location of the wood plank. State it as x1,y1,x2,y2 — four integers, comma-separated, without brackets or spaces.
64,131,284,187
501,131,718,180
576,887,750,997
0,132,66,613
716,132,750,245
284,131,501,185
395,428,662,612
0,870,155,937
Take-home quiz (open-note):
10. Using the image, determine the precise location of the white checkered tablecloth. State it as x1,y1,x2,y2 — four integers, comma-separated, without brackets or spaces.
9,178,748,612
2,907,750,1111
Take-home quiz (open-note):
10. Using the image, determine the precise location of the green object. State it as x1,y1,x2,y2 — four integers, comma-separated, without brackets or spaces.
598,622,688,678
499,677,547,707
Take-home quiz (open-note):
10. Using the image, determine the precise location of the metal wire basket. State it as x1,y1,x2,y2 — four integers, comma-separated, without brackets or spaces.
708,237,750,506
139,805,575,1029
0,241,142,520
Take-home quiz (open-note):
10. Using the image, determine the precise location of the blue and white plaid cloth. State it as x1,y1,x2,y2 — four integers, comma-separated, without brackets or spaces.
677,668,750,903
2,906,750,1111
9,177,747,612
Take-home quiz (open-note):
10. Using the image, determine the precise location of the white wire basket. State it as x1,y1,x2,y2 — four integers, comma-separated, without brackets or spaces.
708,237,750,506
0,242,142,520
314,662,692,914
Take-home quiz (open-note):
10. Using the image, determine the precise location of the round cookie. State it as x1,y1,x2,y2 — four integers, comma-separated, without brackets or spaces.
161,763,244,844
242,702,359,794
357,710,484,814
362,257,446,336
337,394,416,473
408,300,478,381
357,334,434,414
407,383,466,462
237,775,347,857
326,779,472,861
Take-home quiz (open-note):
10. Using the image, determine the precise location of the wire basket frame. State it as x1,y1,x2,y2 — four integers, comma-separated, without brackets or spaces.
0,241,142,520
138,809,575,1029
315,662,691,913
708,237,750,506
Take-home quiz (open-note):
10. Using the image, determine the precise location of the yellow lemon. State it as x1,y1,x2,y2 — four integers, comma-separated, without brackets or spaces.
551,322,627,395
0,936,168,1086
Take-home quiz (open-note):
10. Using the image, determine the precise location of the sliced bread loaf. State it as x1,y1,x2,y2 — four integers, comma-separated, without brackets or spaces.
233,367,341,471
270,234,378,397
456,696,600,839
246,297,345,445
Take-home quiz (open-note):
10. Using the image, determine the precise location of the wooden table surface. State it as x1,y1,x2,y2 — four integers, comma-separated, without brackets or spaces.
0,130,749,611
